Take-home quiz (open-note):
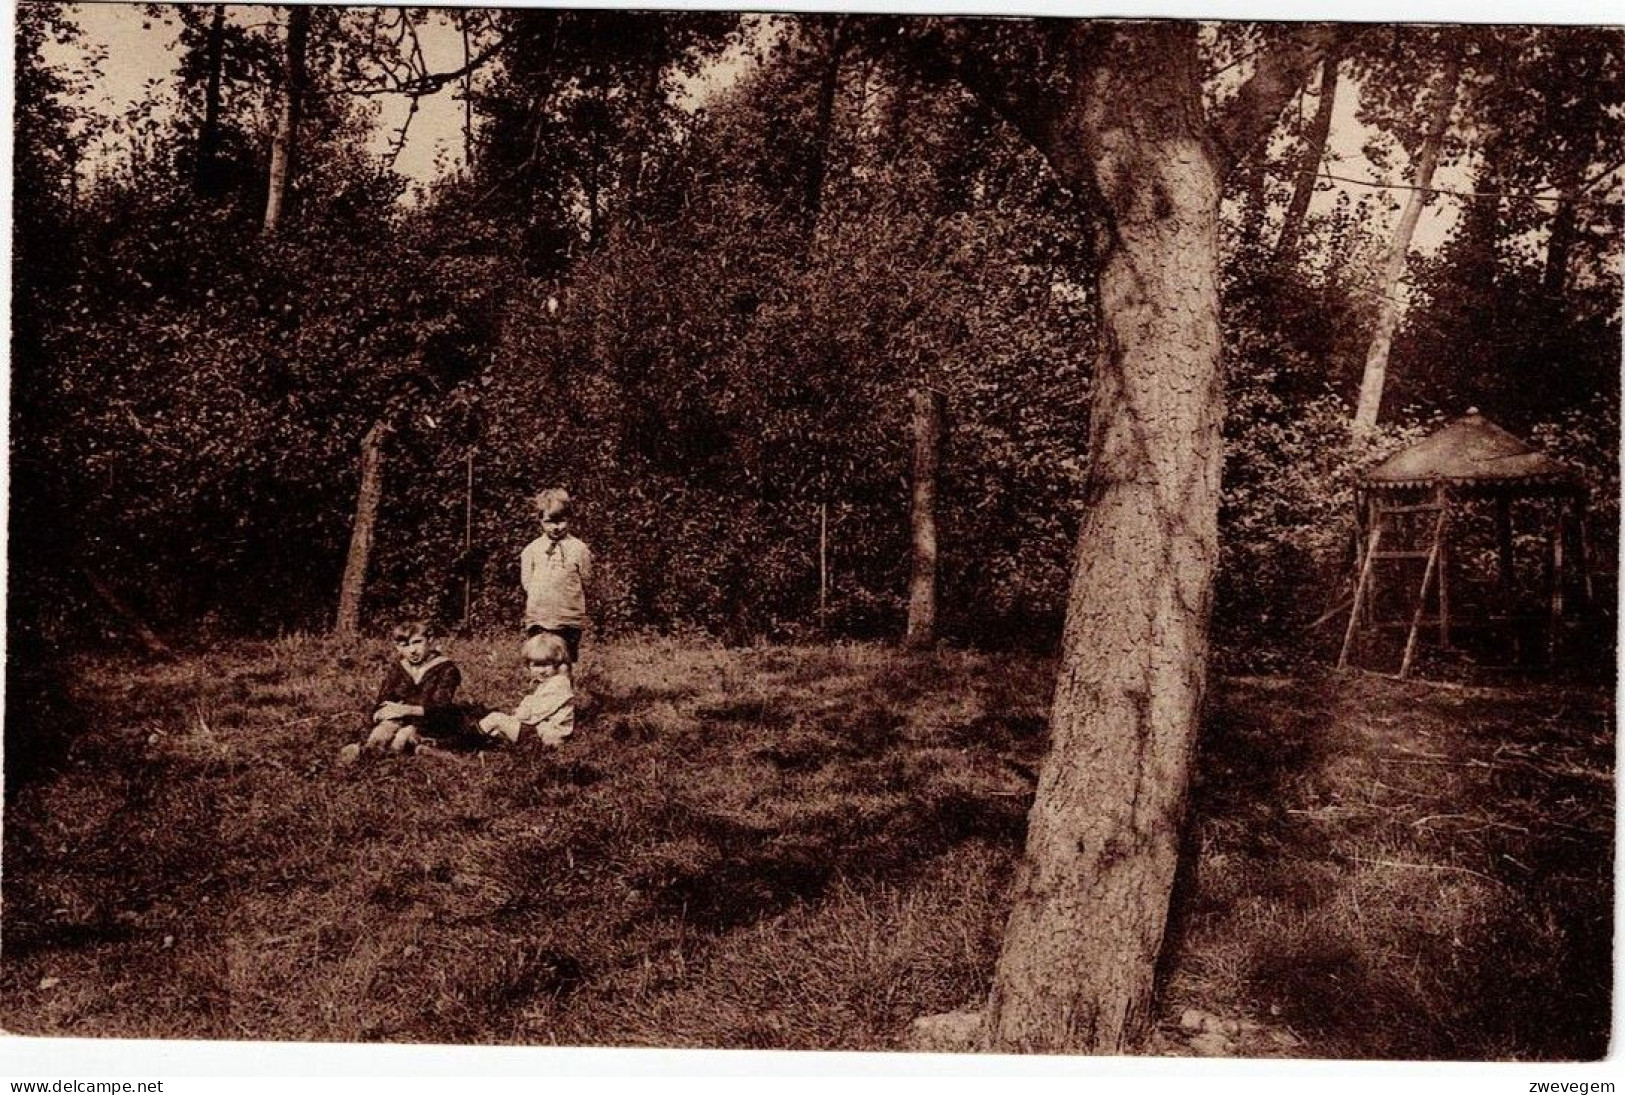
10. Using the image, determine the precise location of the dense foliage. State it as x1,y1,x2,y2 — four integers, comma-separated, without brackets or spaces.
10,8,1621,662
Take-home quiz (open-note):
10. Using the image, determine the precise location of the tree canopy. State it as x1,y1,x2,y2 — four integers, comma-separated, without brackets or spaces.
11,6,1618,652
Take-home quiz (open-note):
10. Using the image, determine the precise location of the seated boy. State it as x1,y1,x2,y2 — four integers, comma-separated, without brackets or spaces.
340,618,462,763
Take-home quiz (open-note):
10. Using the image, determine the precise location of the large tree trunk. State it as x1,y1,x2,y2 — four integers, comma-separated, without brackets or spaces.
1351,60,1461,434
912,16,1329,1056
335,421,387,637
980,23,1225,1055
1274,48,1341,264
904,388,945,648
262,5,310,234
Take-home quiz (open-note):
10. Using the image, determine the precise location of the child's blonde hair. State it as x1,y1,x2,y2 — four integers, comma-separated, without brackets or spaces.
522,631,570,667
534,487,572,519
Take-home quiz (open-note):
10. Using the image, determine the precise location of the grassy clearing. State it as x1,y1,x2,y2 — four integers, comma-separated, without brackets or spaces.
1174,671,1614,1059
1,636,1611,1057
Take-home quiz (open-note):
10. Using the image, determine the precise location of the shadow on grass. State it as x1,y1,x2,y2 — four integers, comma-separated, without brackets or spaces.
1168,673,1613,1060
633,783,1028,933
20,636,1603,1056
4,625,78,801
1,737,235,1037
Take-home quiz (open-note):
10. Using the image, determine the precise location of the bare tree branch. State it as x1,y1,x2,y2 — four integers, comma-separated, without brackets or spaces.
380,93,419,173
1578,154,1625,195
318,21,511,100
1308,167,1625,208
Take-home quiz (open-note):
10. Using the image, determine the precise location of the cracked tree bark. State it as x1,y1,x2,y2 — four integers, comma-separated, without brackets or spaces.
981,25,1223,1053
932,19,1334,1054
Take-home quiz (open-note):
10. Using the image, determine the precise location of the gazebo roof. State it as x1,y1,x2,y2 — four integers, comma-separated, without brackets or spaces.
1363,411,1579,492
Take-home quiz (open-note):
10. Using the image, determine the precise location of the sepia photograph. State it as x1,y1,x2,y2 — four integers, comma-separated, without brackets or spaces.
3,0,1619,1071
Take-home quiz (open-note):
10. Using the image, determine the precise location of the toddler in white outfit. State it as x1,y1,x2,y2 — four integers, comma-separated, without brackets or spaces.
479,631,575,746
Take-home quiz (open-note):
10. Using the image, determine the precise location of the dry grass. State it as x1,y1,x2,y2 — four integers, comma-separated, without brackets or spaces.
1170,670,1614,1060
1,635,1611,1058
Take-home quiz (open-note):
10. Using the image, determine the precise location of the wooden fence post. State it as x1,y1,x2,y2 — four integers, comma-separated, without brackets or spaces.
905,387,945,648
462,446,475,626
335,420,387,637
818,501,830,633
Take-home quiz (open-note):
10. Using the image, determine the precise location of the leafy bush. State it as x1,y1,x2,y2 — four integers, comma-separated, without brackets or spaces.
1216,373,1436,671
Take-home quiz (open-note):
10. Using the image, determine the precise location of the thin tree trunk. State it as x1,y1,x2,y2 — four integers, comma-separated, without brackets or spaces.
802,17,848,240
1542,181,1579,300
1274,48,1341,263
335,421,388,637
195,4,227,197
904,388,945,648
613,36,666,240
1352,60,1461,434
262,5,310,234
84,569,173,658
980,24,1225,1055
459,10,477,174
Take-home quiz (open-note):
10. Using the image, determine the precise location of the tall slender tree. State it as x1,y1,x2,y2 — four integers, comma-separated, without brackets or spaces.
1352,56,1461,433
904,387,944,647
262,4,311,233
1275,45,1342,263
193,4,228,197
801,16,850,240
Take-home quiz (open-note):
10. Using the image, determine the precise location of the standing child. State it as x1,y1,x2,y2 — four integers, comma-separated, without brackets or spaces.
478,631,575,746
346,619,463,759
520,487,593,677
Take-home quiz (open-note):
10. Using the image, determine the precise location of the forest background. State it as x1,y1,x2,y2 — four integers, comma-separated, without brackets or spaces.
11,2,1622,744
4,0,1623,1074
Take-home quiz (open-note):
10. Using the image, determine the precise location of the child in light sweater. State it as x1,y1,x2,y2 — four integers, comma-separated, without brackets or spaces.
478,631,575,746
520,488,592,675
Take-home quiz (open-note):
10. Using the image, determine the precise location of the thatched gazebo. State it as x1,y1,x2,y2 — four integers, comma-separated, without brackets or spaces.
1338,411,1591,677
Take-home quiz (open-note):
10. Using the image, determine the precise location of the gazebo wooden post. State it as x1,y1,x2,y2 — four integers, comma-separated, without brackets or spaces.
1496,495,1515,596
1399,505,1447,679
1352,487,1367,624
1436,483,1451,649
1339,494,1383,671
1361,490,1378,626
1548,495,1568,662
1577,497,1594,608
